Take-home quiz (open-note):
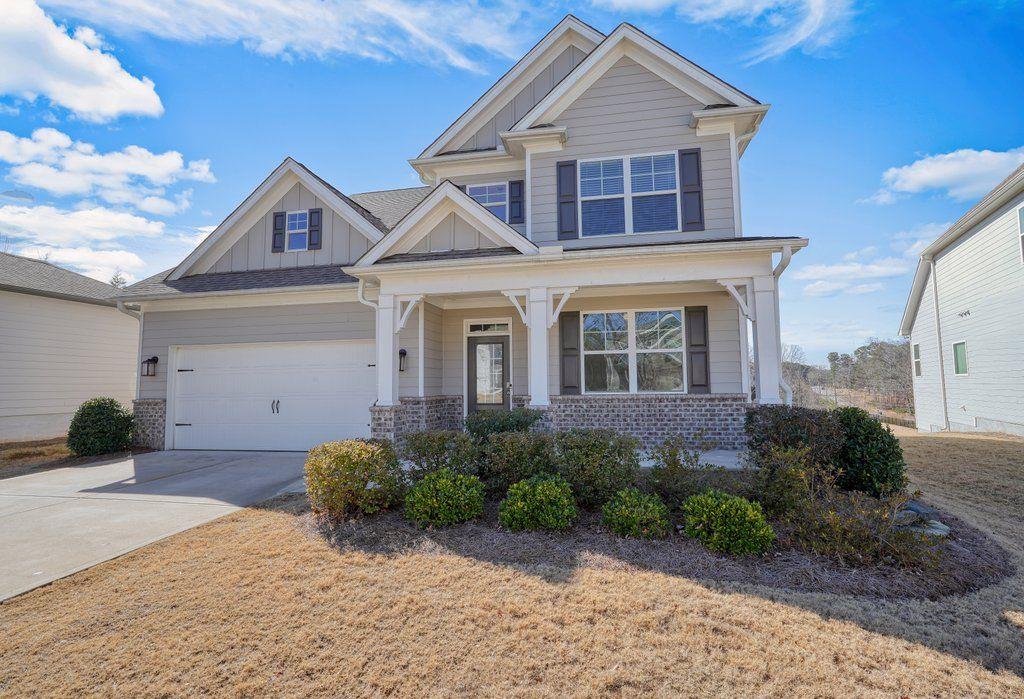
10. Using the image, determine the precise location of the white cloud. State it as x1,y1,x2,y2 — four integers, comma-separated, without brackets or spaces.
0,128,213,215
866,147,1024,204
846,282,883,295
0,204,164,246
1,0,162,122
590,0,854,63
890,221,949,258
18,244,146,282
803,280,846,297
40,0,530,73
842,245,877,261
793,257,910,282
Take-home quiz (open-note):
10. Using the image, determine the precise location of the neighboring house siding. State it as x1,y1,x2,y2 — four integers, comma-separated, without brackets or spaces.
909,274,945,431
407,212,500,254
208,183,373,273
0,291,138,440
455,45,588,153
440,307,529,398
544,291,744,396
138,303,375,400
531,56,736,246
921,191,1024,433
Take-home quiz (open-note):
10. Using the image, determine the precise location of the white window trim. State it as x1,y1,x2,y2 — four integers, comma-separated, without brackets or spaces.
285,209,309,252
951,340,969,376
577,151,683,238
466,182,509,223
912,343,922,377
462,317,514,416
579,307,688,395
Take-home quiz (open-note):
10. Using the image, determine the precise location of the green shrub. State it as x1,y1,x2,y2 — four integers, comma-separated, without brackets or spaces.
403,468,484,528
66,397,133,456
601,488,670,539
400,430,478,481
646,436,723,512
555,429,640,508
750,446,818,519
682,489,775,556
498,474,578,531
482,431,557,494
305,440,404,520
745,405,844,467
464,408,543,440
833,407,908,496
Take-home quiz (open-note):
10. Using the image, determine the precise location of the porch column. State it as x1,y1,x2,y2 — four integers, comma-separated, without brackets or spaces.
752,275,782,404
526,286,550,407
376,293,398,406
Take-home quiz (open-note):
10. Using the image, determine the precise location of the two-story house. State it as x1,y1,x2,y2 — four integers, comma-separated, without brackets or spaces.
900,163,1024,436
117,16,807,452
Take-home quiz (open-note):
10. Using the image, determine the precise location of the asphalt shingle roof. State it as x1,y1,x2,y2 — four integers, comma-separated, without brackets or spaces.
378,247,520,264
0,252,119,305
349,186,432,229
119,265,356,299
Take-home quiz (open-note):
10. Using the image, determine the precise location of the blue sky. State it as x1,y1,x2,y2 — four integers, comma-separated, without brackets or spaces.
2,0,1022,362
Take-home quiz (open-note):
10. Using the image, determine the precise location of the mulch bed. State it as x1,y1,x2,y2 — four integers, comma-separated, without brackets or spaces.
298,498,1013,601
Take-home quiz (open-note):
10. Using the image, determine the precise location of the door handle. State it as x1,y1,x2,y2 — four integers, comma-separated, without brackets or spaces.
275,399,280,413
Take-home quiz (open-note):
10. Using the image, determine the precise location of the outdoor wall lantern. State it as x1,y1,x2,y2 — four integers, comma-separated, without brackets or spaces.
141,356,159,377
398,348,408,372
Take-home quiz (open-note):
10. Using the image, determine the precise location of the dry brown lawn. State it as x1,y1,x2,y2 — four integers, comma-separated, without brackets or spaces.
2,429,1024,697
0,438,148,480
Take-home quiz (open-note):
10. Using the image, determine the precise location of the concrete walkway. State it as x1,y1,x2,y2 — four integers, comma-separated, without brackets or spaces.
0,450,306,601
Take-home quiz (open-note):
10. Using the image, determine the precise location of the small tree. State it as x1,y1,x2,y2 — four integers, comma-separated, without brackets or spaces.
109,270,128,289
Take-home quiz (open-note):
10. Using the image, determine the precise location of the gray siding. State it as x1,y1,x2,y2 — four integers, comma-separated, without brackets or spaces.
456,45,587,153
440,307,528,398
208,182,373,273
139,302,374,400
451,171,528,238
423,302,444,395
910,189,1024,433
408,212,500,254
531,56,736,246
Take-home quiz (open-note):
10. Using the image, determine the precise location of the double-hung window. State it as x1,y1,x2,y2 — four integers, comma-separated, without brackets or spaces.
912,344,922,377
582,309,685,393
579,153,680,236
467,184,508,221
286,211,309,251
579,159,626,236
630,154,678,233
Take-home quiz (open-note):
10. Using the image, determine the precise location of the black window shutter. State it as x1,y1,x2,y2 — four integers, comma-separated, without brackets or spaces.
556,160,578,240
271,212,285,252
308,208,322,250
508,180,524,224
685,306,710,394
679,149,705,232
456,184,467,193
559,311,581,395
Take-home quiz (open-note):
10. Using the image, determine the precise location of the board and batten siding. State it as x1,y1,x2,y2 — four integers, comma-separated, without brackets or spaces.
0,290,138,440
911,189,1024,434
450,171,528,238
208,182,373,273
407,212,500,254
531,56,736,246
456,45,588,153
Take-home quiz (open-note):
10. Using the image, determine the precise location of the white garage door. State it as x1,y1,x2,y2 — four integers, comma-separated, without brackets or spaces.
170,340,376,451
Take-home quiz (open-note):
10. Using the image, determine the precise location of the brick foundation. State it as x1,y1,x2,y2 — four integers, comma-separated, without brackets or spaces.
132,399,166,449
371,395,464,441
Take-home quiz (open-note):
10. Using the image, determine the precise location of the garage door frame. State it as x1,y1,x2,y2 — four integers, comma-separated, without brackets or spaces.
163,339,376,450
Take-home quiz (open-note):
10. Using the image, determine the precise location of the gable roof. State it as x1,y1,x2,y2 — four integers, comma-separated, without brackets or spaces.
355,180,539,266
350,186,432,228
118,265,356,301
417,15,604,159
168,158,386,281
900,163,1024,336
0,252,119,306
510,22,759,133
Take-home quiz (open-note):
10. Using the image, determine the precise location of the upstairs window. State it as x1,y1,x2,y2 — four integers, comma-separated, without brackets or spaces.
912,343,922,377
467,183,508,221
579,159,626,236
630,154,678,233
579,153,681,237
286,211,309,251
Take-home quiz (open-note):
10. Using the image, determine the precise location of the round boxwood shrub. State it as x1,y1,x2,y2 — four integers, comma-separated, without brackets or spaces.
498,474,578,532
305,439,404,520
66,397,133,456
404,468,485,528
833,407,907,496
682,489,775,556
601,487,670,539
481,431,557,494
400,430,479,481
745,405,844,468
464,407,543,441
555,429,640,509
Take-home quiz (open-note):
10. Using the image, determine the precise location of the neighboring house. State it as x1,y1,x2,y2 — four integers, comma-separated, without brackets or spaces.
900,164,1024,436
0,253,139,441
117,16,807,452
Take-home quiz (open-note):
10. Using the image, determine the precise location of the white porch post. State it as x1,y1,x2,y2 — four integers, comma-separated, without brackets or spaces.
752,275,782,404
376,293,398,406
526,286,550,407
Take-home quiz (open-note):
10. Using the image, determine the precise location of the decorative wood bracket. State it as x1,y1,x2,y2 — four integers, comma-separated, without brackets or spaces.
717,279,753,321
501,290,529,324
547,286,578,328
394,295,424,333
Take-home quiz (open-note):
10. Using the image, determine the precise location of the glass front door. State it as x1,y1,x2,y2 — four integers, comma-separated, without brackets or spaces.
467,336,510,412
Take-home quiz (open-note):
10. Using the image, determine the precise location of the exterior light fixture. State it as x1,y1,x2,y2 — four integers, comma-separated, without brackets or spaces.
398,348,407,372
141,356,159,377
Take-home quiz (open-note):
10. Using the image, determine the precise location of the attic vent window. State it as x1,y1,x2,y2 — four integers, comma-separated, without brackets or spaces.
286,211,309,251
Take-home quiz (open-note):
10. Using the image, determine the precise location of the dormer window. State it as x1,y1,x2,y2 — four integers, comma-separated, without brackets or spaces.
286,211,309,251
467,184,508,221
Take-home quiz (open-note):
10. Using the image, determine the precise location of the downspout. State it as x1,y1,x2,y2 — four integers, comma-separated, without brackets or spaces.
929,258,950,430
356,278,379,309
772,246,794,405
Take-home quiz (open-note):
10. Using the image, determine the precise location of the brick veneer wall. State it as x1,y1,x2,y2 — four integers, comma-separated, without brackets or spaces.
132,399,166,449
371,396,464,441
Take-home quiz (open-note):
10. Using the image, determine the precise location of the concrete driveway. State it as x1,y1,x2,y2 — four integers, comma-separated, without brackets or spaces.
0,450,306,601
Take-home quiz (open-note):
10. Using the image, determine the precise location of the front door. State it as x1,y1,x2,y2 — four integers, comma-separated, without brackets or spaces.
467,336,510,412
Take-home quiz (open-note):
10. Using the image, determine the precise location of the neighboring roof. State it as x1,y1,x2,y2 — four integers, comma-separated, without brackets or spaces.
378,247,520,264
118,265,356,300
0,252,119,306
899,163,1024,335
350,186,432,229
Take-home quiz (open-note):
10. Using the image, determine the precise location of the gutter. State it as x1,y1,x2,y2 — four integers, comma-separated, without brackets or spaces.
116,300,140,319
772,245,794,405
